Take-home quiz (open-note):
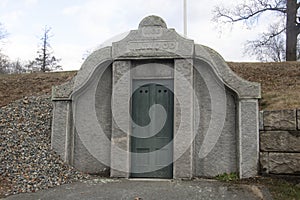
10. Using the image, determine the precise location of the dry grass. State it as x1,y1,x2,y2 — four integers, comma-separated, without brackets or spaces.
0,62,299,110
0,71,76,107
228,62,300,110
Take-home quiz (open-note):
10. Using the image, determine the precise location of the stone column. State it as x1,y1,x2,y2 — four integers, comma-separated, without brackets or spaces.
238,99,259,178
51,100,71,162
110,61,131,178
65,102,74,165
173,59,194,179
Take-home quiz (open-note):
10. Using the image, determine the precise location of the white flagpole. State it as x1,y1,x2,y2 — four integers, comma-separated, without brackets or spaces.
184,0,187,37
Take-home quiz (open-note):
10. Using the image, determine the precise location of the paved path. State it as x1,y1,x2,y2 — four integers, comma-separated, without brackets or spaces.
3,178,273,200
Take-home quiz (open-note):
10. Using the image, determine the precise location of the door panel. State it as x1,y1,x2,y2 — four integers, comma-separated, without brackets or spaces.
131,82,173,178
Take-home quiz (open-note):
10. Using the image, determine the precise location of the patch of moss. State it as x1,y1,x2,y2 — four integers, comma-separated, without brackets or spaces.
215,172,239,182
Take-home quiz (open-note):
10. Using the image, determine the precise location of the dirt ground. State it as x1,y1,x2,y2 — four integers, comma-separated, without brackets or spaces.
228,61,300,110
0,62,300,110
0,71,76,108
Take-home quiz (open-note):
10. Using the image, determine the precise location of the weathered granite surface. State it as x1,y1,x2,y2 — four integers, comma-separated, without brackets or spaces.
173,59,193,179
259,109,300,175
259,111,264,130
73,129,109,175
260,131,300,152
297,110,300,130
239,100,259,178
51,101,69,160
73,47,112,93
264,110,297,130
52,78,74,100
110,60,131,178
193,62,237,177
194,46,261,99
269,153,300,174
259,152,269,174
72,61,112,173
112,16,194,59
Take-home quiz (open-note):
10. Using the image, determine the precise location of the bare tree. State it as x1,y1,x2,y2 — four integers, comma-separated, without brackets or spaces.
0,52,10,74
0,23,39,74
35,26,62,72
213,0,300,61
244,22,287,61
0,23,8,42
0,23,9,73
286,0,300,60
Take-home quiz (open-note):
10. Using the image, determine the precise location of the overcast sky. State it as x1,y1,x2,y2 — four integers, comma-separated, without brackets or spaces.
0,0,272,71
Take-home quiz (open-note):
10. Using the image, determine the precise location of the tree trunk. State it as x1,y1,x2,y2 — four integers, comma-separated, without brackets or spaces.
42,31,47,72
286,0,298,61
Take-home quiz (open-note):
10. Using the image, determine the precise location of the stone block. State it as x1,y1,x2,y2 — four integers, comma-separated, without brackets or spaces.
52,78,74,100
260,131,300,152
131,61,173,79
259,111,264,130
297,110,300,130
73,130,109,175
110,61,131,178
51,101,69,160
264,110,296,130
259,152,269,174
269,153,300,174
238,100,259,178
173,59,193,179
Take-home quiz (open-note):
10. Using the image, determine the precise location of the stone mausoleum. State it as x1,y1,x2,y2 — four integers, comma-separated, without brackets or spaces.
51,15,261,179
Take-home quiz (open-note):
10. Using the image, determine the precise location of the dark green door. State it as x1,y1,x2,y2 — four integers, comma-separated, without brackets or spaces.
131,83,173,178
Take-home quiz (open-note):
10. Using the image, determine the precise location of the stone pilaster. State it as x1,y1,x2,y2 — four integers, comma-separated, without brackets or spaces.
110,60,131,178
238,99,259,178
173,59,194,179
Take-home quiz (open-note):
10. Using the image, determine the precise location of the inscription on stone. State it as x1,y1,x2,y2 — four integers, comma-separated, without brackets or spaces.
128,40,178,52
141,27,163,37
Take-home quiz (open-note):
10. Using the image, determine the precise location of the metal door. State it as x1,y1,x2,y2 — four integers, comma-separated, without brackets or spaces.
131,82,173,178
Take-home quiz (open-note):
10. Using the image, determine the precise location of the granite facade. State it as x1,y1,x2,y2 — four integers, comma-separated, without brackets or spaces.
51,15,261,179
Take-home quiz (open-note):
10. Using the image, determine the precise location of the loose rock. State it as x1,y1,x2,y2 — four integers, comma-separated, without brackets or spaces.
0,95,89,197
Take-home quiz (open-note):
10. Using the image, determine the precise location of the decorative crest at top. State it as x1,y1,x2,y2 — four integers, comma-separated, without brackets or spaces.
138,15,167,29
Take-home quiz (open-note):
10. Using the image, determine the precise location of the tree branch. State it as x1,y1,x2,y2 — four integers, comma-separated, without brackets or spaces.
217,7,286,23
213,0,287,24
258,27,286,46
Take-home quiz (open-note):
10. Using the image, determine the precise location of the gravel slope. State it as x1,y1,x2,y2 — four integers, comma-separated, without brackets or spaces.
0,95,88,197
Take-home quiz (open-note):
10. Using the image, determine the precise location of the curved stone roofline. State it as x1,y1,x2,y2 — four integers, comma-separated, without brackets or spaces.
58,15,260,100
194,44,261,99
72,47,112,97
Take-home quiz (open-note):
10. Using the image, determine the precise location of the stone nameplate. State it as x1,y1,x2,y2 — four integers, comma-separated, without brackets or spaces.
112,20,194,59
141,27,163,37
128,40,178,53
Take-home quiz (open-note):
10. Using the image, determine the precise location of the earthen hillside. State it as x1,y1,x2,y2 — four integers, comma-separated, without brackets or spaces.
0,71,76,108
0,62,299,110
228,62,300,110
